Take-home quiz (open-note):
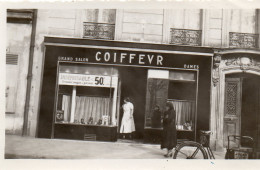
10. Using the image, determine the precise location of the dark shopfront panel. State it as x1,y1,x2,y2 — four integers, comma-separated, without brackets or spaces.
38,37,213,142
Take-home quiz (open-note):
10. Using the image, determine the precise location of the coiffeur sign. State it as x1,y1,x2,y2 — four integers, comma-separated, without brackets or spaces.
59,51,163,65
58,50,199,70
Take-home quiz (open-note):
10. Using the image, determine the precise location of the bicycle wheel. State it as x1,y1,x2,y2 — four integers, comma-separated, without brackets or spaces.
173,141,208,159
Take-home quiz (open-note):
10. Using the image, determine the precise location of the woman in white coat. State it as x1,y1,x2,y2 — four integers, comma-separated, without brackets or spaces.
120,97,135,139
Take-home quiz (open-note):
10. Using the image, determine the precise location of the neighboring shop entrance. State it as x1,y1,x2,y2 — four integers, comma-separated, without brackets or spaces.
224,73,260,148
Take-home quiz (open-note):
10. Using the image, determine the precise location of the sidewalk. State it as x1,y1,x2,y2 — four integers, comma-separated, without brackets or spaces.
5,135,225,159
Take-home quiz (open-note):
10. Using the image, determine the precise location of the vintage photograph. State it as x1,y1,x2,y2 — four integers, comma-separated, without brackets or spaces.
4,8,260,160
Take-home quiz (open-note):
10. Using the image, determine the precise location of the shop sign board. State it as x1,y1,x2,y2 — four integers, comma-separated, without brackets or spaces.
58,73,118,87
57,50,200,70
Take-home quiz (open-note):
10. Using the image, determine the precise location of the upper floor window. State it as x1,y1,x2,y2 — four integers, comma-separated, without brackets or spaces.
168,9,202,46
83,9,116,40
229,9,258,48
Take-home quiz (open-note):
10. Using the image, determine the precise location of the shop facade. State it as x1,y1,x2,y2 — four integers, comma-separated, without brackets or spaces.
37,36,213,142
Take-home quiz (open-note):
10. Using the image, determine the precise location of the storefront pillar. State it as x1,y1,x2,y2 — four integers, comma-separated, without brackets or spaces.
210,53,225,151
70,86,76,123
112,78,117,126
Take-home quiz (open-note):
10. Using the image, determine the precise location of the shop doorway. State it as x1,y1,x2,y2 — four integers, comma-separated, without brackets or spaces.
224,73,260,148
117,67,147,140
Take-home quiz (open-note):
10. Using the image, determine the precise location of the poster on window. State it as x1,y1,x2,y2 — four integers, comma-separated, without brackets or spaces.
58,73,118,87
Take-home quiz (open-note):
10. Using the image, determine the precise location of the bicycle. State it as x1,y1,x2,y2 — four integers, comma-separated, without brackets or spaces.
173,130,215,159
225,135,255,159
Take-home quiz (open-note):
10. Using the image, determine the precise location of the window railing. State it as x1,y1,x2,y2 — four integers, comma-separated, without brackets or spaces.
229,32,259,48
83,22,115,40
170,28,202,46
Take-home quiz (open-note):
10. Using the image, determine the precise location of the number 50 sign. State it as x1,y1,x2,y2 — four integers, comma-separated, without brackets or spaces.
59,73,118,88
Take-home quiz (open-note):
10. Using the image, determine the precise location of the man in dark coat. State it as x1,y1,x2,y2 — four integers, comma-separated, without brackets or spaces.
161,102,177,157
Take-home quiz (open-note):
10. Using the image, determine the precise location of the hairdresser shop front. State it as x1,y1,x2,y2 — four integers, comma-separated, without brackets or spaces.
37,37,213,143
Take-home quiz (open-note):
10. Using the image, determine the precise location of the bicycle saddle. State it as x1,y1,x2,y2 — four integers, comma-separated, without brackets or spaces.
200,130,212,135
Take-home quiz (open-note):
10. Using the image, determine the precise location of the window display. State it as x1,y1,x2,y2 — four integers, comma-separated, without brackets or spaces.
145,69,197,132
55,63,119,126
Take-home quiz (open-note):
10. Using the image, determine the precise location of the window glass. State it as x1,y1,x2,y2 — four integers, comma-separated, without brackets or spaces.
56,64,118,126
144,69,197,131
230,9,256,33
169,71,195,81
168,81,196,131
145,78,169,128
84,9,116,24
169,9,201,30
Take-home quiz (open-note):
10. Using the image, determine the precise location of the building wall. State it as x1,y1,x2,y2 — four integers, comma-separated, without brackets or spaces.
6,23,32,135
6,9,260,138
47,9,77,37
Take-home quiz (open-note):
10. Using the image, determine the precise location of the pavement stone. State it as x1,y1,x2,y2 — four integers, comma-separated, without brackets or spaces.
5,134,225,159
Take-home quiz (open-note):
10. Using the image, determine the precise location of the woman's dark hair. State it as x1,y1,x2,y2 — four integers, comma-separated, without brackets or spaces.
124,97,130,102
166,102,174,110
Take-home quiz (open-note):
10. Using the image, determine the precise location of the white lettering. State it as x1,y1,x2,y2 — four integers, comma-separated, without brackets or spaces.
94,52,165,66
139,54,145,64
104,52,110,62
120,53,127,63
147,55,154,64
184,64,199,69
95,52,101,61
129,54,135,63
157,55,163,65
113,53,117,62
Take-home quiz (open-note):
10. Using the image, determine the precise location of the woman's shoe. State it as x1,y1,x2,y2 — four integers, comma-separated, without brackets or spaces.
164,152,173,158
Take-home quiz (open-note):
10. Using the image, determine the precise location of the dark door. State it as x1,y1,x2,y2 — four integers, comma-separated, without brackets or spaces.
119,67,147,139
241,77,259,147
224,78,242,147
257,79,260,150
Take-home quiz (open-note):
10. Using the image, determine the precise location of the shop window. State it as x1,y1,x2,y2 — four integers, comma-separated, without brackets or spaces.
83,9,116,40
55,64,119,126
6,54,19,114
145,69,197,131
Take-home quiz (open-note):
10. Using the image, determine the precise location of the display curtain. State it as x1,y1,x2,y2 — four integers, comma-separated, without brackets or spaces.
169,100,195,125
62,95,72,122
74,96,110,123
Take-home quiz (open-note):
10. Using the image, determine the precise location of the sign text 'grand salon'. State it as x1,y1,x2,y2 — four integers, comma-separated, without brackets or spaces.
58,50,199,69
